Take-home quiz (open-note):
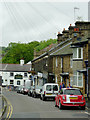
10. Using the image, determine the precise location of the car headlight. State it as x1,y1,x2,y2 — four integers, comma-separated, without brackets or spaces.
62,96,65,100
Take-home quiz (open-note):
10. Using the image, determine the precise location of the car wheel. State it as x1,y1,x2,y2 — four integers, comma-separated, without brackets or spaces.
42,95,45,101
30,93,32,97
59,101,63,109
55,100,57,107
32,93,33,97
81,105,85,110
34,93,36,98
40,96,42,100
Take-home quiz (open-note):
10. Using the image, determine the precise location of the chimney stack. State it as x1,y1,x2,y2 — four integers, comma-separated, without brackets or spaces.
57,32,63,44
20,58,24,66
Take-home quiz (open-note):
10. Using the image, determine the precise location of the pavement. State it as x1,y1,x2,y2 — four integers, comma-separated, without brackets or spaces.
0,95,2,117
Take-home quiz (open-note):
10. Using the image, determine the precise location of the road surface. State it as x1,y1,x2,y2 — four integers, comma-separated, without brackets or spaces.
2,89,89,119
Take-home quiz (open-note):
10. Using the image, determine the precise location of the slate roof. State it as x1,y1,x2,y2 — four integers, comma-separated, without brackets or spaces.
50,43,73,56
71,37,88,45
0,63,31,72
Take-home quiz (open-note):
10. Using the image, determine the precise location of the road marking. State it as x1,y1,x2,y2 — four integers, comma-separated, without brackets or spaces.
84,112,90,115
2,96,13,120
8,101,13,119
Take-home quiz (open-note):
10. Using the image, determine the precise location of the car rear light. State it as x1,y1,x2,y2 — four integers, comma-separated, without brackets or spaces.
82,96,84,100
62,96,65,100
44,91,45,95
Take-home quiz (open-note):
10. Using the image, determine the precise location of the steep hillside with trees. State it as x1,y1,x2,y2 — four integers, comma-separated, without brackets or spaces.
35,39,57,52
2,39,57,64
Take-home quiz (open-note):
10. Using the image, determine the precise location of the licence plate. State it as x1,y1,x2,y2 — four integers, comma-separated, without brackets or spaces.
69,97,77,99
46,93,52,95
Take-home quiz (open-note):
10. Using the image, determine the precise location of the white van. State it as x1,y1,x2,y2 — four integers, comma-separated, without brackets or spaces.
40,83,59,101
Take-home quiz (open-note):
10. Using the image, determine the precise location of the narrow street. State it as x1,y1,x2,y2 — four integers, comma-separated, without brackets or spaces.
2,89,88,119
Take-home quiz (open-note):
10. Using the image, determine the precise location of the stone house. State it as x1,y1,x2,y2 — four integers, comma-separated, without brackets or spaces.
31,21,90,95
50,42,73,88
70,21,90,95
31,52,48,86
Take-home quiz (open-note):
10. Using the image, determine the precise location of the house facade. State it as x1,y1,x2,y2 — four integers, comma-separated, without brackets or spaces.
0,59,32,88
31,21,90,95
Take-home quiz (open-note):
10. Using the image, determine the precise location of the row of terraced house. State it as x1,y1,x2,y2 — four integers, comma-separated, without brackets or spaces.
31,21,90,97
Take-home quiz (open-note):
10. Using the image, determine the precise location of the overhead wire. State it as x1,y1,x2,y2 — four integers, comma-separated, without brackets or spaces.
14,2,47,40
28,2,59,32
3,0,27,42
2,1,23,43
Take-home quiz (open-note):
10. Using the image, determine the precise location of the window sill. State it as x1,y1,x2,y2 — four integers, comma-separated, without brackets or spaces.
72,85,83,88
73,58,83,61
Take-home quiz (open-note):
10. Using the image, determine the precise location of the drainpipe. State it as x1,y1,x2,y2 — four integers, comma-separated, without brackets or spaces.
85,60,88,99
87,67,88,99
62,57,63,73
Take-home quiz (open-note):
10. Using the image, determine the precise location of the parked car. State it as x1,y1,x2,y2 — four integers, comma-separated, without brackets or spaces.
28,86,35,97
0,87,2,94
17,86,21,93
40,83,59,101
22,86,30,95
55,88,86,110
32,85,42,98
19,86,24,94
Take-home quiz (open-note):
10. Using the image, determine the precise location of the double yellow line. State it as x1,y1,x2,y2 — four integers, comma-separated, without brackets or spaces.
2,96,13,120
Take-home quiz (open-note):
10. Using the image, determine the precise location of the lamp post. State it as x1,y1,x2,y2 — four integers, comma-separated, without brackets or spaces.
85,60,88,99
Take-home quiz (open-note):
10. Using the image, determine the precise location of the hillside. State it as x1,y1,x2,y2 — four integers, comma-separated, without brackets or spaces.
2,39,57,64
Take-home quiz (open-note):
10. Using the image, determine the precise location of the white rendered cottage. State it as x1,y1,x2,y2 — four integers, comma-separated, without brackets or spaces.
0,59,32,87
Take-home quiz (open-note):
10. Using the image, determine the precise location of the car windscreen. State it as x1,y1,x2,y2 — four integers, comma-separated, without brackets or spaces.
53,85,58,91
36,86,42,89
46,85,51,91
64,89,82,95
25,86,30,89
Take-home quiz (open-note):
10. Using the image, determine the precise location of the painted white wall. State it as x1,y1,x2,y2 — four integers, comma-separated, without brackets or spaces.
1,71,31,87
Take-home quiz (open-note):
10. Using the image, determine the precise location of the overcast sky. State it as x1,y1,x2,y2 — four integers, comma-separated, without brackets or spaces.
0,0,89,47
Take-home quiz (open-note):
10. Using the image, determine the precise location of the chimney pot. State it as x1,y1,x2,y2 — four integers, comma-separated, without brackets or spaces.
58,32,60,34
64,28,65,31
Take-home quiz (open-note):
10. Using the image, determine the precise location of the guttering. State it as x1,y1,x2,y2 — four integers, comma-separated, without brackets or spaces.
32,52,48,62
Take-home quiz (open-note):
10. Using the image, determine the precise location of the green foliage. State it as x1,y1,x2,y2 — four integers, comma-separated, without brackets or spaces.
2,39,57,64
2,41,39,64
35,39,57,52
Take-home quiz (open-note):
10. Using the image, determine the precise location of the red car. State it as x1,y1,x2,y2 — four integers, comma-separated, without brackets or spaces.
55,88,86,110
